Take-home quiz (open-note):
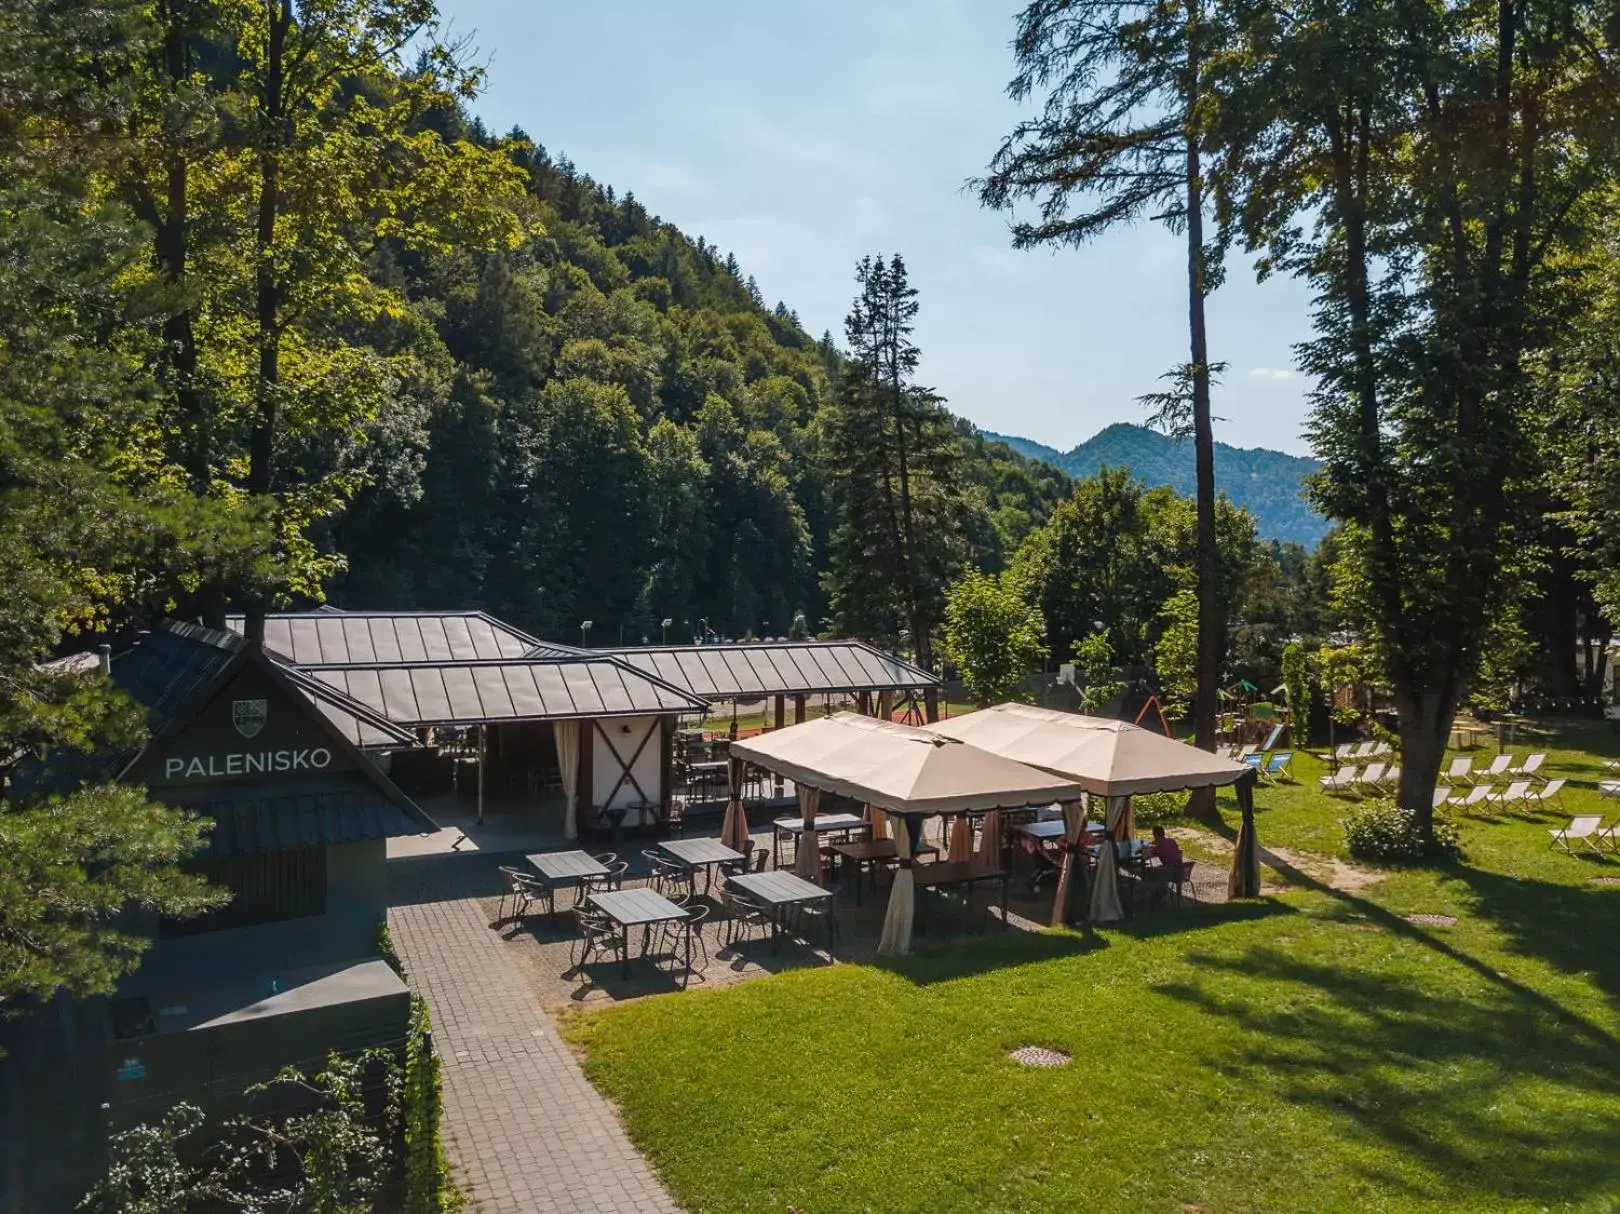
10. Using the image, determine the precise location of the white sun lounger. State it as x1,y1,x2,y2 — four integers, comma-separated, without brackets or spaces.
1451,785,1498,814
1320,766,1359,793
1509,753,1546,779
1446,757,1474,785
1522,778,1567,812
1488,780,1532,810
1480,754,1514,780
1432,786,1453,809
1550,814,1605,854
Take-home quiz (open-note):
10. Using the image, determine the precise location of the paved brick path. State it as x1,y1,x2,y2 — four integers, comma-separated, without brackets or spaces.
388,857,679,1213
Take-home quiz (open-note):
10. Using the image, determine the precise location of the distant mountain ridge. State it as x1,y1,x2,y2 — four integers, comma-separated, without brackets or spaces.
982,422,1328,547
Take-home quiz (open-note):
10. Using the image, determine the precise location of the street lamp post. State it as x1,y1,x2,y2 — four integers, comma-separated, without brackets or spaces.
661,618,673,644
581,619,593,648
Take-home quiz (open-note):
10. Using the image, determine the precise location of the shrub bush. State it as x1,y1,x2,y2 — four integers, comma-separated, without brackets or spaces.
403,995,462,1213
1132,791,1187,827
1342,800,1461,861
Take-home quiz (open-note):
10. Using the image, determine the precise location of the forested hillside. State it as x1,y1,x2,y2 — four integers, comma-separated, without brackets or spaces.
328,125,1071,643
984,424,1327,547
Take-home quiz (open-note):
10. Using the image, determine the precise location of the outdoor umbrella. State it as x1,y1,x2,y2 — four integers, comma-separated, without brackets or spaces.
719,753,749,852
731,714,1085,954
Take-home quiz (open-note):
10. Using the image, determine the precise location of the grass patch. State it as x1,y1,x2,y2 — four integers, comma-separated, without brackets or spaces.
565,724,1620,1212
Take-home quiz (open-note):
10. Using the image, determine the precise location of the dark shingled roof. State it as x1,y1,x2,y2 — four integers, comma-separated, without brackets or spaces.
14,622,436,854
588,641,939,701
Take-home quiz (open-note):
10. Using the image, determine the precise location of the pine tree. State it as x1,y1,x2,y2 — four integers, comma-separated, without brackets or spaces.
822,255,966,669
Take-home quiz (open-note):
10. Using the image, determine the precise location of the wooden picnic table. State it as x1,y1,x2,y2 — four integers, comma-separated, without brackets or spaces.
658,837,745,893
588,888,691,979
830,837,940,904
913,861,1009,935
525,850,611,920
726,870,835,953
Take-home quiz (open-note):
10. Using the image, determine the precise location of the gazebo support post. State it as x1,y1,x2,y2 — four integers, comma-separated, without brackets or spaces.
772,695,785,794
794,694,806,724
1228,770,1262,898
476,724,486,825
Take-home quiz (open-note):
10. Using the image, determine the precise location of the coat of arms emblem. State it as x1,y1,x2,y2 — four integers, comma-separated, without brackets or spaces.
232,699,268,739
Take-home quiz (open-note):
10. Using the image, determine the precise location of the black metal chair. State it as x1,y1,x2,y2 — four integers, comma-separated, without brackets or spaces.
722,888,771,948
497,865,550,921
569,906,624,973
586,860,630,894
793,885,840,952
659,903,711,981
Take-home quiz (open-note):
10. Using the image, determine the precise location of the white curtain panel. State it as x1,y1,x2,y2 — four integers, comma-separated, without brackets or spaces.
555,719,580,840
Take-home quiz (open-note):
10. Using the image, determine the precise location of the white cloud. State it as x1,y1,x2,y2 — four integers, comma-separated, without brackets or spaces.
1248,367,1298,381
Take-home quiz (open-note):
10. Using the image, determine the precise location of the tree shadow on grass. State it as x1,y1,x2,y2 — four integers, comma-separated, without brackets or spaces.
1153,943,1620,1206
1442,858,1620,1014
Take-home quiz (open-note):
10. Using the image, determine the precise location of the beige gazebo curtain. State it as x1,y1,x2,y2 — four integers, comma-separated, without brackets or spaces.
1089,794,1129,923
794,784,822,881
947,814,973,863
976,809,1001,866
1228,773,1262,898
556,720,581,839
865,803,889,840
719,753,750,852
1048,798,1089,927
877,814,923,955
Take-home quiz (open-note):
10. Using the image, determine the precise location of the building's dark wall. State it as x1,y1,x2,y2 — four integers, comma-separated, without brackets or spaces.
124,838,387,994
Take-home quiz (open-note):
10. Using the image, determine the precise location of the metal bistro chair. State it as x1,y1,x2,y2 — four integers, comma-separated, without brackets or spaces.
793,884,841,952
569,906,625,974
498,865,551,921
660,903,711,981
722,887,771,948
586,858,630,895
721,847,770,878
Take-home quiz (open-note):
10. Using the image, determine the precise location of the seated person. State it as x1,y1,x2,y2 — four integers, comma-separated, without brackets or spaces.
1147,825,1183,875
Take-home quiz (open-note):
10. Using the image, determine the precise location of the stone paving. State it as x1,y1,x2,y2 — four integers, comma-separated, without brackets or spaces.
387,854,679,1213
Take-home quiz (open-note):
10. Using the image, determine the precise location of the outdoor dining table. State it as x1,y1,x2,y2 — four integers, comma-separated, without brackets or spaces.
658,837,745,894
830,837,940,904
587,888,692,979
725,870,836,954
525,849,611,922
1011,819,1104,841
913,861,1010,935
1090,838,1149,865
771,811,870,868
687,759,730,799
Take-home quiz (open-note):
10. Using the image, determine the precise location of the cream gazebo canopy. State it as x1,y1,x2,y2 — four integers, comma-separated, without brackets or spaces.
927,702,1250,796
730,713,1087,954
927,703,1263,914
730,711,1088,815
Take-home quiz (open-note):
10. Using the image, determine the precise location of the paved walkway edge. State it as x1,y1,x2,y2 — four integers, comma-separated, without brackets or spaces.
389,889,678,1213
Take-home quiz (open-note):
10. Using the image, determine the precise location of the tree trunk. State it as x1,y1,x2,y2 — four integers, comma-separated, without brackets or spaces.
243,1,290,646
1394,684,1461,846
1184,25,1220,822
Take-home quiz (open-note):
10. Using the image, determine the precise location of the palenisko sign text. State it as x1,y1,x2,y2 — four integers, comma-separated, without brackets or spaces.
164,748,333,780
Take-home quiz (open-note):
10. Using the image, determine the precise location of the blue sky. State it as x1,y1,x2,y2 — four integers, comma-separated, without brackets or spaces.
440,0,1318,456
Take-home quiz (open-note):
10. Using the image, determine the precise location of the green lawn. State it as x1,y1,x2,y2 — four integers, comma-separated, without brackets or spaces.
564,724,1620,1213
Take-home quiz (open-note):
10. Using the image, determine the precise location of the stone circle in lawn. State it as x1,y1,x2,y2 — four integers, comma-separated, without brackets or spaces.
1404,913,1458,926
1008,1045,1071,1067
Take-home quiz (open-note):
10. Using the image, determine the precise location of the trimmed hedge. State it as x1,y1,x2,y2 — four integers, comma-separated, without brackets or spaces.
378,921,463,1213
